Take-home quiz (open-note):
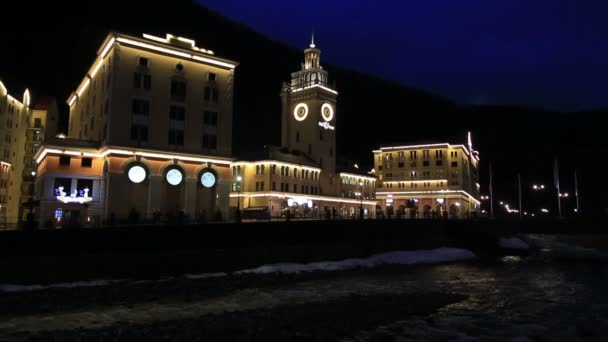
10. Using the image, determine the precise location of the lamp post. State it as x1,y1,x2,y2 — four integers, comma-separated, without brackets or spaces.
236,175,242,222
359,181,364,220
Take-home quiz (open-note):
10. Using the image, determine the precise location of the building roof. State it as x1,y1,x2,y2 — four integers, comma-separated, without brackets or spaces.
235,145,319,169
32,96,56,110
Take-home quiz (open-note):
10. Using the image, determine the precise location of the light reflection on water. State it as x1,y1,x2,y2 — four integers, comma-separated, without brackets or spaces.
366,236,608,341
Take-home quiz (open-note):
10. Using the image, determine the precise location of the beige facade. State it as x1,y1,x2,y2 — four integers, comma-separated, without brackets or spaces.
0,81,30,227
67,33,237,157
229,38,378,219
373,138,480,218
34,140,233,227
31,32,239,227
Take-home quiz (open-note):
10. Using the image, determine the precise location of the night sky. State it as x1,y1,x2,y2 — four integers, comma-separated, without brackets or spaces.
200,0,608,111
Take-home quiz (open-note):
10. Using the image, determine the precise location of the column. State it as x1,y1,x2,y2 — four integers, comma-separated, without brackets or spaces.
184,178,197,218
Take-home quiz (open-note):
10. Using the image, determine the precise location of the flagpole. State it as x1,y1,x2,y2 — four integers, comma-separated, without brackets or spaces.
518,172,522,220
489,163,494,219
554,158,562,218
574,169,580,214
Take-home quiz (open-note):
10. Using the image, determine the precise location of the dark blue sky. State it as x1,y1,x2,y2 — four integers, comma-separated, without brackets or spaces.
199,0,607,111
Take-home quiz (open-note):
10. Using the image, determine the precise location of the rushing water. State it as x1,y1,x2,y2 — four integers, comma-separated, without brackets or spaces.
2,234,608,341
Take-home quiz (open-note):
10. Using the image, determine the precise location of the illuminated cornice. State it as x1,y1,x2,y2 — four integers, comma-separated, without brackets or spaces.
0,81,6,96
35,146,234,166
0,161,11,167
339,172,377,182
231,161,321,172
292,84,338,95
376,143,472,157
376,189,480,205
68,32,238,107
382,179,448,184
229,191,377,206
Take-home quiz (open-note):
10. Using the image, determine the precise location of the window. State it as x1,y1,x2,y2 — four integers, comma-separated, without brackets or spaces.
208,72,216,81
59,156,71,166
378,165,383,170
451,161,458,167
32,143,40,154
203,111,218,126
76,179,93,197
436,150,443,159
170,79,187,99
436,160,443,166
133,72,141,88
423,150,430,159
139,57,148,66
272,182,276,191
34,118,42,128
212,88,219,103
202,135,217,149
132,99,150,116
81,158,92,168
54,178,71,196
168,129,184,146
131,125,148,142
423,161,430,167
410,171,417,179
170,106,186,121
410,151,417,160
293,184,297,193
143,75,151,90
398,162,404,168
204,87,211,101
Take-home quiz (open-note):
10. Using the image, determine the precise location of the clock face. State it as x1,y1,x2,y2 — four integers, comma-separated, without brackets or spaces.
166,168,183,186
201,171,216,188
293,103,308,121
128,165,146,184
321,103,334,121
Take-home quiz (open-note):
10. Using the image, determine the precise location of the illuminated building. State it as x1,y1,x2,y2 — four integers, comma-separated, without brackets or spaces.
229,36,378,219
0,80,58,228
373,135,480,218
34,33,238,226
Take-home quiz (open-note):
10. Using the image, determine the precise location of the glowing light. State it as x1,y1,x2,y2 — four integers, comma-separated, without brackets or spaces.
321,103,334,121
117,37,236,69
318,121,335,130
0,81,6,96
55,186,92,204
128,165,147,183
541,208,549,213
201,172,216,188
230,192,377,206
135,151,233,165
100,37,115,58
378,143,472,157
76,78,90,97
294,103,309,121
455,202,461,207
376,190,480,205
23,89,30,108
232,161,320,173
90,59,104,78
68,94,77,107
339,173,376,182
291,84,338,95
437,198,444,204
166,169,183,186
383,179,448,184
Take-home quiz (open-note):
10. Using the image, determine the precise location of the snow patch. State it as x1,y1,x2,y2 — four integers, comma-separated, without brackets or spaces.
499,237,529,250
184,272,227,279
0,279,124,293
236,248,475,275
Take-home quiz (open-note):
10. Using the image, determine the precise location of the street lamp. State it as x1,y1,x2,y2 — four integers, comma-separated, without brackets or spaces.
359,181,364,219
236,176,242,210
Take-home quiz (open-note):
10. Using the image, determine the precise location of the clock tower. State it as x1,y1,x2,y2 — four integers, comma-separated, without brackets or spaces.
281,34,338,176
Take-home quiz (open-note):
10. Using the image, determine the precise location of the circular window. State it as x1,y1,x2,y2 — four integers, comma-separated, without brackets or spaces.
200,171,216,188
176,63,184,71
321,103,334,121
293,103,308,121
128,165,147,183
166,168,183,186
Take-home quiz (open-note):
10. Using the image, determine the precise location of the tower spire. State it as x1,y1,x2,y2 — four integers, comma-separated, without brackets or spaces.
310,31,315,48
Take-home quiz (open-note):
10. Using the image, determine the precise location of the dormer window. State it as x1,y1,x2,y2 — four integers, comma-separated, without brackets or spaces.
208,72,216,81
139,57,148,67
175,63,184,72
